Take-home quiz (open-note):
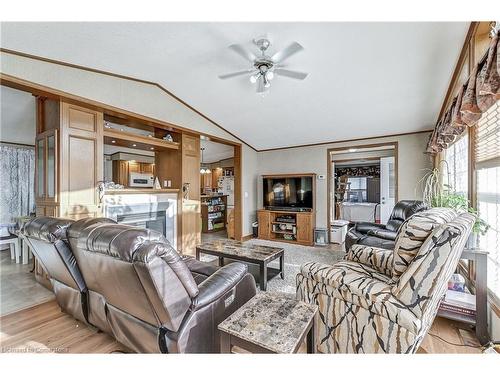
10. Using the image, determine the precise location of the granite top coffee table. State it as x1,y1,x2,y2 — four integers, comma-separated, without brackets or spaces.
196,239,284,291
218,292,318,354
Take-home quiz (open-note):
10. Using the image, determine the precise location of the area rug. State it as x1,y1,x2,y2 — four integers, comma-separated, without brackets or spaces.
201,239,345,296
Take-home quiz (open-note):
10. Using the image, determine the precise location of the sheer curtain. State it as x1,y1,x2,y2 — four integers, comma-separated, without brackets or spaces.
0,144,35,225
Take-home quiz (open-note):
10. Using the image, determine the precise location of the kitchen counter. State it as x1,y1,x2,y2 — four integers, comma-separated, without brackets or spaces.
104,188,180,195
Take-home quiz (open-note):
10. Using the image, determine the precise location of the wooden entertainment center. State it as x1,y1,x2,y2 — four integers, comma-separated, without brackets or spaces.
257,173,316,246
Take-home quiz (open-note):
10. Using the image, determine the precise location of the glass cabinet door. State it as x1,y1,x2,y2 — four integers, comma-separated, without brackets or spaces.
47,134,55,198
36,138,45,198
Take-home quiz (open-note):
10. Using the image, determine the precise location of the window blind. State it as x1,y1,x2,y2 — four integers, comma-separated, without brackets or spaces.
474,101,500,170
475,100,500,299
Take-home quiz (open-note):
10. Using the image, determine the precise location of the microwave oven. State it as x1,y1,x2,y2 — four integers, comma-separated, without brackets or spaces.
129,172,154,188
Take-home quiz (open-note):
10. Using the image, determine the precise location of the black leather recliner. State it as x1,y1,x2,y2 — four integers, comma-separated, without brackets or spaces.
344,200,428,251
23,216,257,353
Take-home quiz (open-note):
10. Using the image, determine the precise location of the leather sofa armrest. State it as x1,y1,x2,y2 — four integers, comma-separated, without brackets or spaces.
355,222,387,234
368,229,398,241
191,262,248,311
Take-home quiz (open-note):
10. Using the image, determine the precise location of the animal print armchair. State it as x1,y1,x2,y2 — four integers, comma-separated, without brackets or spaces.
296,208,475,353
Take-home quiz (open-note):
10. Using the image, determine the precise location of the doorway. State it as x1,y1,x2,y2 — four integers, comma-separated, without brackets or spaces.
327,143,398,241
200,138,236,242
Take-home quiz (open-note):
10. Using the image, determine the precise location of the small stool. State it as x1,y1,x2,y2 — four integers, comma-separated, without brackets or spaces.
0,234,21,263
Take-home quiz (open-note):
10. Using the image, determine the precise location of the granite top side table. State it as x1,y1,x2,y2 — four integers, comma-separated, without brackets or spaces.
218,292,318,354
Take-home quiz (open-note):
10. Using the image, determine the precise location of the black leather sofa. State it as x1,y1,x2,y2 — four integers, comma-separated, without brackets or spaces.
23,217,257,353
344,200,428,251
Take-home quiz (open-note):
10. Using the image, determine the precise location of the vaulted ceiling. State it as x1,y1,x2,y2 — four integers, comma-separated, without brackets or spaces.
0,22,469,150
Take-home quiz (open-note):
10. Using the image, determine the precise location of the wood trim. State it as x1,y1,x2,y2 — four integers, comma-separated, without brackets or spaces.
436,22,479,122
103,128,180,151
233,144,242,241
326,141,399,234
0,48,258,152
259,130,432,152
0,73,244,150
0,140,34,148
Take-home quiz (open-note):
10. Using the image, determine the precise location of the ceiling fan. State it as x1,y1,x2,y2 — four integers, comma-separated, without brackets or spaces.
218,37,308,93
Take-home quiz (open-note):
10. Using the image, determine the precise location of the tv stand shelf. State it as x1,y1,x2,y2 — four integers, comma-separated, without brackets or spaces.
258,209,315,246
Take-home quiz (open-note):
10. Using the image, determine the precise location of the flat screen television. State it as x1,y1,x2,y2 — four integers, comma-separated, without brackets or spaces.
263,175,314,211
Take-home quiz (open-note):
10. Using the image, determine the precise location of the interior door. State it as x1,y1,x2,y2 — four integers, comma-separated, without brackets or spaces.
380,156,396,224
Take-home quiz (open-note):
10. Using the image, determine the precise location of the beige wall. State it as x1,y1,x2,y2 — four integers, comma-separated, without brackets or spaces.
0,51,259,236
257,132,433,228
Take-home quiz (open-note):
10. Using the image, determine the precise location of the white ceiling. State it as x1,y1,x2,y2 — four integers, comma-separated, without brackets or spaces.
0,22,468,150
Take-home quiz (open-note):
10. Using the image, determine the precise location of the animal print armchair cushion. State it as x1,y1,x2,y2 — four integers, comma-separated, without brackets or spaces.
391,208,457,281
344,244,394,277
296,210,475,353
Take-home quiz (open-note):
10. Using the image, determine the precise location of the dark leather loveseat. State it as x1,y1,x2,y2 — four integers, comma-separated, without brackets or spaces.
344,200,428,250
23,217,256,353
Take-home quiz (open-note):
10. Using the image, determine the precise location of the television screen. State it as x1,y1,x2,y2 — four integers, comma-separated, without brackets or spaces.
263,176,313,209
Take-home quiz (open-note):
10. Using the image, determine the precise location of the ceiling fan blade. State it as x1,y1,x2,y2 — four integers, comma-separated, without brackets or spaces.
271,42,304,63
218,70,254,79
256,76,268,93
228,44,257,63
275,68,308,80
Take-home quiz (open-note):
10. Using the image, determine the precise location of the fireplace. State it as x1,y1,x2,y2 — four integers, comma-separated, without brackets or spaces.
102,192,177,250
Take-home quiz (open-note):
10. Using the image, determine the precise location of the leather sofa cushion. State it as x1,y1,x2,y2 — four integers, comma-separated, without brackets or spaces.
368,228,398,241
355,222,386,234
391,208,458,281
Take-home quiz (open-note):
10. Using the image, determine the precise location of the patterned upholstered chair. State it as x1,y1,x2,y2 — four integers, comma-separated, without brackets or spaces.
296,208,475,353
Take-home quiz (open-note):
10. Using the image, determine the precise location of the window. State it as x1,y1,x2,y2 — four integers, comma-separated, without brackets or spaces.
443,132,468,196
475,101,500,299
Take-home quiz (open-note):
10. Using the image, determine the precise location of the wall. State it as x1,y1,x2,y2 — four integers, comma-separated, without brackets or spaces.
0,85,36,145
257,132,433,228
0,51,259,236
242,145,259,236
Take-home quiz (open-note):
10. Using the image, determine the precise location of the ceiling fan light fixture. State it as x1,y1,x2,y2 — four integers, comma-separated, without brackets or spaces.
219,37,308,95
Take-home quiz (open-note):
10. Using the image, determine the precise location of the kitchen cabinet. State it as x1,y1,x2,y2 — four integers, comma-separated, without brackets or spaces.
112,160,155,187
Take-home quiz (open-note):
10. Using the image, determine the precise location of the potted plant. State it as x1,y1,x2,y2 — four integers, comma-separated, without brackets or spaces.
417,161,490,247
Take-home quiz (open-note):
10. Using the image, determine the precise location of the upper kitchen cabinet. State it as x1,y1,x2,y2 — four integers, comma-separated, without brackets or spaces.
34,98,104,219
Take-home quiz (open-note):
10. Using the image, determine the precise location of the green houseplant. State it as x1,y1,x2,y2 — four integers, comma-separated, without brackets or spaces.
418,161,490,236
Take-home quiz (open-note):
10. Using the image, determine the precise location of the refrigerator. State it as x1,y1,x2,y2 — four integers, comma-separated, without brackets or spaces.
218,176,234,206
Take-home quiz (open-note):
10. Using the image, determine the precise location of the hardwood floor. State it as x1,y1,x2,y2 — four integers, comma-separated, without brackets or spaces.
0,301,128,353
0,250,54,316
0,300,481,354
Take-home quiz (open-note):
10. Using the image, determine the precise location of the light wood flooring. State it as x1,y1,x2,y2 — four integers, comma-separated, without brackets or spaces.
0,250,54,316
0,300,481,354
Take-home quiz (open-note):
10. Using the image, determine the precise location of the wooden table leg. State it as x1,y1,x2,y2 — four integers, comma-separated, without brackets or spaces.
279,253,285,279
306,316,317,353
220,331,232,353
196,247,200,260
259,262,268,291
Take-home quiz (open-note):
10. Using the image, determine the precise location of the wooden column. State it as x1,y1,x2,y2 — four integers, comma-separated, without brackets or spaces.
59,101,103,219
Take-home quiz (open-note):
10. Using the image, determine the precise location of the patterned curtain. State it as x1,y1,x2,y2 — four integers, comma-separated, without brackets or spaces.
0,144,35,224
427,29,500,154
